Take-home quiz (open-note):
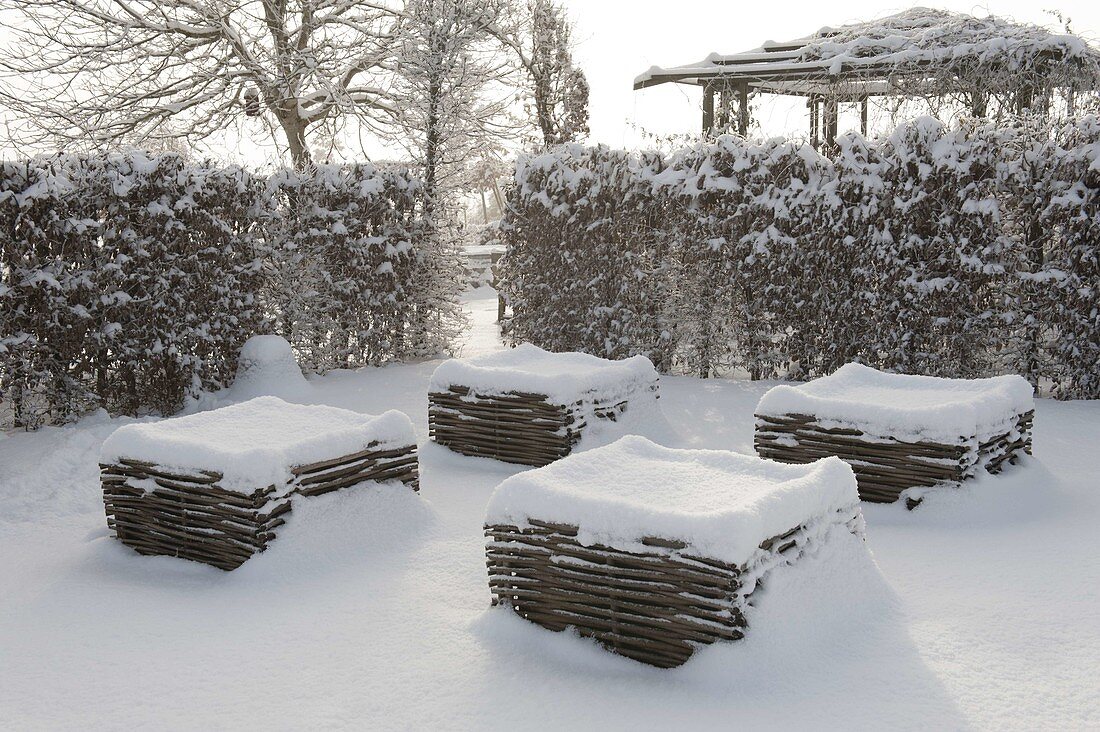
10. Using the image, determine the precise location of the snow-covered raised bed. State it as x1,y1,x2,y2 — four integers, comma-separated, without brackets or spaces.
99,396,419,570
428,344,660,466
484,435,864,668
754,364,1034,505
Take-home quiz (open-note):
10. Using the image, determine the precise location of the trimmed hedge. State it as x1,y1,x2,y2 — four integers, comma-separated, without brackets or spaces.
1,153,460,428
499,117,1100,399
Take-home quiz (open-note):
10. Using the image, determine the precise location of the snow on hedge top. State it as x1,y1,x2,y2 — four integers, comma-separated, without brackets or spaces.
485,435,858,565
756,363,1034,439
430,344,658,402
100,397,415,493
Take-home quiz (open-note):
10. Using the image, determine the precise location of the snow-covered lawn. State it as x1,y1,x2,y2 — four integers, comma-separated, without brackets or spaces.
1,288,1098,730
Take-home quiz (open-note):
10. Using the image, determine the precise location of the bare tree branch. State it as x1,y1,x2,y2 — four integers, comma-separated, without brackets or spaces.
0,0,403,168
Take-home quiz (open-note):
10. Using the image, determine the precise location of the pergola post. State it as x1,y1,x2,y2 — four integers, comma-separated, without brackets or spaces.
737,82,750,136
716,82,731,132
702,84,715,135
860,97,869,136
971,89,988,117
824,97,839,147
1016,85,1034,114
809,96,820,149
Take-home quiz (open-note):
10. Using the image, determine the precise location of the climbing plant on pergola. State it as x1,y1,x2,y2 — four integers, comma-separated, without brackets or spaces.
634,8,1100,145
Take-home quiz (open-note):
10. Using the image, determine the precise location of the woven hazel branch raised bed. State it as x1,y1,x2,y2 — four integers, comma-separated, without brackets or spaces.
429,384,653,467
101,441,419,571
754,410,1034,505
485,508,863,668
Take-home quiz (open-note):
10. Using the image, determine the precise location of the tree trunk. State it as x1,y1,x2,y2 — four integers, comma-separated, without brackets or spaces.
423,61,442,232
537,107,555,147
279,115,312,170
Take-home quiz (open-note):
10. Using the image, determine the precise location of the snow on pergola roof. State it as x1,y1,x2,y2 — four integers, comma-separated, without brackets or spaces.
634,8,1100,98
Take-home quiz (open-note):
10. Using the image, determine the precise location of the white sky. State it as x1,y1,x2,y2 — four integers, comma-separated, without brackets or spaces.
1,1,1099,160
564,0,1100,147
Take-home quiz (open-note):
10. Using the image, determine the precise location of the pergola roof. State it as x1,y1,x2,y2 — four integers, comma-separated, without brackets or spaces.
634,8,1100,98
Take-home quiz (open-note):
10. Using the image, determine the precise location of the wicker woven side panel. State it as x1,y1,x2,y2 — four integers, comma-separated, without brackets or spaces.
982,410,1034,473
293,443,421,495
754,410,1035,504
102,442,421,571
101,459,290,571
428,386,577,467
485,520,746,668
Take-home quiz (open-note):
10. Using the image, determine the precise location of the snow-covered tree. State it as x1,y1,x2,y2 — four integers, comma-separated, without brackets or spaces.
390,0,517,215
494,0,589,147
0,0,401,169
465,148,510,223
385,0,524,353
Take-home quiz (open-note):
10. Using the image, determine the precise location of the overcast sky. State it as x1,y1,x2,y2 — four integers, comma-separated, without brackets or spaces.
564,0,1100,147
1,1,1098,160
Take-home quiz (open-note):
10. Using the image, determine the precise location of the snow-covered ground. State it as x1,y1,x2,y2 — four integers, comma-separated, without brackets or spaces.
2,287,1098,730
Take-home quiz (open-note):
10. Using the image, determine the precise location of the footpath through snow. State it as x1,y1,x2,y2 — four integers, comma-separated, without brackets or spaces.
1,287,1099,730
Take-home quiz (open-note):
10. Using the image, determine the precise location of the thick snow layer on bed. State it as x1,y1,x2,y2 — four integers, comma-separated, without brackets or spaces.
756,363,1034,440
231,335,312,401
430,343,658,402
100,396,414,492
486,435,858,565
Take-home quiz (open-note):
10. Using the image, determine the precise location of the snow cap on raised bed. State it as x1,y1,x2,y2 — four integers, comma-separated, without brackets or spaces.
231,334,311,400
756,363,1034,440
485,435,859,566
100,397,415,493
430,343,658,403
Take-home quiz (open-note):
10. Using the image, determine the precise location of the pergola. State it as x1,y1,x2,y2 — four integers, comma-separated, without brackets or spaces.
633,8,1100,146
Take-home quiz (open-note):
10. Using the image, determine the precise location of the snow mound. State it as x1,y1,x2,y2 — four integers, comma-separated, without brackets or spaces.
756,363,1034,440
430,343,658,403
231,335,312,401
100,397,415,493
485,435,860,566
574,383,669,454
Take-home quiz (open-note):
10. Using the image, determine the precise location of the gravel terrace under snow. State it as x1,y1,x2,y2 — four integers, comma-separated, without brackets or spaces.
1,286,1098,730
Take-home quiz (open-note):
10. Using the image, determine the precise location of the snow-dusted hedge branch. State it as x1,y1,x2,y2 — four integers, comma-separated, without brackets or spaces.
1,154,459,428
499,117,1100,399
264,164,450,374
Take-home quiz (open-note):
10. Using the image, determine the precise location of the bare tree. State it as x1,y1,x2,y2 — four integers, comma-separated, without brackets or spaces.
389,0,518,222
492,0,589,148
0,0,402,169
382,0,522,353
